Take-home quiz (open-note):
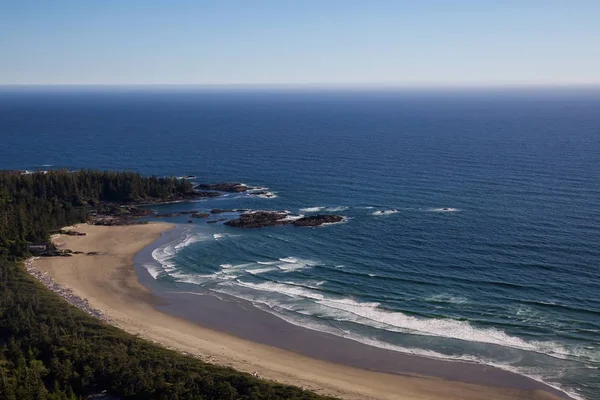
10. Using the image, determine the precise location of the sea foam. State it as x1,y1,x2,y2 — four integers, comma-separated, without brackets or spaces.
372,209,399,216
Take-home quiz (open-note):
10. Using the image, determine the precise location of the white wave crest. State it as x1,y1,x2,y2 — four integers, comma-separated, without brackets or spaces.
318,299,567,355
143,263,163,279
425,293,469,305
174,232,208,249
220,262,255,270
300,206,325,212
301,206,348,212
276,257,315,272
246,267,278,275
325,206,348,212
150,230,211,279
236,280,326,301
428,207,459,212
171,271,237,284
372,209,399,216
281,214,304,221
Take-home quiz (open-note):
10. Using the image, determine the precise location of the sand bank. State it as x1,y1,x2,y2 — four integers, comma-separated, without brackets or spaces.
31,223,566,400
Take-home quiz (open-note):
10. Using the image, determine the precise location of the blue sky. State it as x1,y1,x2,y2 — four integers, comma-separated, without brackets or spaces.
1,0,599,86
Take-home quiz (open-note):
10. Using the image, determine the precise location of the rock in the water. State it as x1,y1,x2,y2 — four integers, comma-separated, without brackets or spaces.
191,212,210,218
194,191,221,198
224,211,289,228
292,214,344,227
196,183,250,192
248,191,276,198
154,213,178,218
210,209,236,214
225,211,344,228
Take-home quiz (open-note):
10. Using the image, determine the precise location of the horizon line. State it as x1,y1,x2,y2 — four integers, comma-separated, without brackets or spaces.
1,82,600,92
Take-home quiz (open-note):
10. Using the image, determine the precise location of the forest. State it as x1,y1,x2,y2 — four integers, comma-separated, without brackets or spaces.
0,170,194,258
0,170,333,400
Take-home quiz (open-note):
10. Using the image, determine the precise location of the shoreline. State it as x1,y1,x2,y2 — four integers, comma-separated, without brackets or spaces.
30,223,571,400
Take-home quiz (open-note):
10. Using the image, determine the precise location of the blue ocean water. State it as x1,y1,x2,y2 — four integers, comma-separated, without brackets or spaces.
1,88,599,399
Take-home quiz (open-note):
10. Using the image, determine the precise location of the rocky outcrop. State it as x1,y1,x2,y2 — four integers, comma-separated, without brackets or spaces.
292,215,344,227
193,191,222,198
121,206,155,217
52,229,87,236
210,209,236,214
196,183,250,192
93,216,149,226
225,211,344,228
248,191,276,198
154,213,179,218
191,212,210,218
224,211,289,228
40,249,74,257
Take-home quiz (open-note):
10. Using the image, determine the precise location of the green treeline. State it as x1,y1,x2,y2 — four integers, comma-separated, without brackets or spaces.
0,170,334,400
0,170,194,258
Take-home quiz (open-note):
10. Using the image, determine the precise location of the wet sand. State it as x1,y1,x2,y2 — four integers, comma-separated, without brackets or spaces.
31,223,569,400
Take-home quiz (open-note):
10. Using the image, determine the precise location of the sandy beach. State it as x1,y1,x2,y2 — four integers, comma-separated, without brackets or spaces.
31,223,566,400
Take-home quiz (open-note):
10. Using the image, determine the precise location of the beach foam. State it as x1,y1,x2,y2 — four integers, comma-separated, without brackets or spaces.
143,262,164,279
213,277,574,360
150,230,211,278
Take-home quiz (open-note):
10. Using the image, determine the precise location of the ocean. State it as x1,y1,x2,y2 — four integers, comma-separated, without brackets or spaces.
1,87,599,399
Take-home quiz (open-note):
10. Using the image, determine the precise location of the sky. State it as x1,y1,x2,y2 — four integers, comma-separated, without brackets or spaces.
1,0,599,86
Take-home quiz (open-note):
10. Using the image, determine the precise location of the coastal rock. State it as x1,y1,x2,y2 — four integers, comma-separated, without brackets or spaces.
93,216,148,226
191,212,210,218
196,182,251,192
248,191,276,198
224,211,345,228
224,211,289,228
210,209,236,214
40,250,73,257
292,214,345,227
194,191,221,198
121,206,154,217
55,229,87,236
154,213,179,218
